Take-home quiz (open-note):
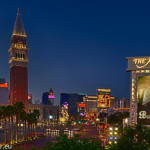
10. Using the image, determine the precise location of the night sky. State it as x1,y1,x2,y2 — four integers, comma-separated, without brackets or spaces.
0,0,150,105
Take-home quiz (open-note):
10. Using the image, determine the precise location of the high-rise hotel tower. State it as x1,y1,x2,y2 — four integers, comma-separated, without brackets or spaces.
9,9,28,111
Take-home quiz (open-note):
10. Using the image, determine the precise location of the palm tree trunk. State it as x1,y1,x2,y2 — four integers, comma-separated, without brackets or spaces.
19,119,21,142
16,115,18,143
4,117,7,144
8,116,10,143
35,124,37,138
11,116,13,144
25,120,26,138
28,122,30,140
31,123,33,138
23,120,26,140
0,118,1,142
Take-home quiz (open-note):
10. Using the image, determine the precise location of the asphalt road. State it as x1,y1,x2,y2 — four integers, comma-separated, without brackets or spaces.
75,125,100,139
13,125,100,150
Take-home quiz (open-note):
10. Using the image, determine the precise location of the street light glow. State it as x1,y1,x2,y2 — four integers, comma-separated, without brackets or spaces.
109,127,113,130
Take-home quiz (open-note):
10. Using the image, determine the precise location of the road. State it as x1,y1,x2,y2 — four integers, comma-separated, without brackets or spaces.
75,125,100,139
13,125,101,150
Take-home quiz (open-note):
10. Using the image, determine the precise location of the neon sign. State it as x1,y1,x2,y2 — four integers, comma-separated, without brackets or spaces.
79,104,85,107
0,83,8,88
139,111,150,119
133,58,150,68
48,95,55,98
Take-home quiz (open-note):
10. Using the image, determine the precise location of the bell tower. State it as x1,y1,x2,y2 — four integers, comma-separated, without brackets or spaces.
9,9,28,111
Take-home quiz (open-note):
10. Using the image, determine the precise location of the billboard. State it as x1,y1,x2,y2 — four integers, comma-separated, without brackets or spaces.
97,89,111,108
137,76,150,125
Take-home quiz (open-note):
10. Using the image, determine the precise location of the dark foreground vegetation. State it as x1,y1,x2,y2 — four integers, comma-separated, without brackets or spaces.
1,104,149,150
11,123,150,150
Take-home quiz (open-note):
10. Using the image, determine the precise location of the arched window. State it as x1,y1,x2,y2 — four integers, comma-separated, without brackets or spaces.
23,54,25,59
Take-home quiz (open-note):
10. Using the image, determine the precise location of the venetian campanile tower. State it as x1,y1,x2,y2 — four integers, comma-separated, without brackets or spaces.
9,9,28,111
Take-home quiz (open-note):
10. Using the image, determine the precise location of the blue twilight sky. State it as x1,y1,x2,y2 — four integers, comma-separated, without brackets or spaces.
0,0,150,105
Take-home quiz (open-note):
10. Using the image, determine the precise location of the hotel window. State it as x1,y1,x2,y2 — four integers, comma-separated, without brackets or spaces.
18,53,20,58
15,53,17,59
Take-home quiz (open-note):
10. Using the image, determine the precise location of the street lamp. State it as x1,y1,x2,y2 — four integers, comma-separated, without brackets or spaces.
108,127,118,144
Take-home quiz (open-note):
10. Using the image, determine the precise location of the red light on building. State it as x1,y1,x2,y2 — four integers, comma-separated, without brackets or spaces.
79,104,85,107
0,82,8,88
28,94,32,100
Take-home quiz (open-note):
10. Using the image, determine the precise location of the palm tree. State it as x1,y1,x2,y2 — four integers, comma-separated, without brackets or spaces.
13,102,25,143
1,106,8,144
26,112,34,139
32,109,40,137
0,106,2,127
6,105,15,144
20,110,27,140
0,107,3,143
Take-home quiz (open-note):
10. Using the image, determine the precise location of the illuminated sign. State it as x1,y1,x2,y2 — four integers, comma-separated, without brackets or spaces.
97,89,111,93
97,89,111,108
80,112,84,116
78,104,85,107
28,94,32,100
133,58,150,68
126,56,150,126
0,82,8,88
48,95,55,99
137,75,150,125
139,111,150,119
60,118,65,121
127,57,150,71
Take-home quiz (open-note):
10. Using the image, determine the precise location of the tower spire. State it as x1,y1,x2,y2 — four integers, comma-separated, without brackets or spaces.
18,8,20,14
12,9,26,37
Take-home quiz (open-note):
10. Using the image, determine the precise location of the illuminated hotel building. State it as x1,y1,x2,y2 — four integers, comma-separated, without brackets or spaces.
84,95,97,119
110,96,118,109
42,88,55,105
77,102,85,116
119,97,130,108
60,93,86,116
0,78,9,104
9,9,28,111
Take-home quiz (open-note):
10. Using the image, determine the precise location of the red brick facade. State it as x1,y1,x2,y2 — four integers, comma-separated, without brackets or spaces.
10,66,28,110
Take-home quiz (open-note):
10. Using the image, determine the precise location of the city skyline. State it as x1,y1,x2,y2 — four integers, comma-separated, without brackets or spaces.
1,0,150,104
